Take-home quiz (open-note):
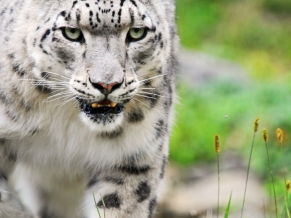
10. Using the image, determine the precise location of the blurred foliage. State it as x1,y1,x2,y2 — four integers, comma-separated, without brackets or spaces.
170,80,291,167
171,0,291,183
261,0,291,15
176,0,291,79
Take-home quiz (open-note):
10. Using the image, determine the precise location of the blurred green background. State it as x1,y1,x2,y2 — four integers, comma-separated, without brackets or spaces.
170,0,291,205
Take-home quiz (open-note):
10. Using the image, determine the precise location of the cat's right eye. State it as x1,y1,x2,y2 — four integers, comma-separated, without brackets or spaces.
61,27,85,43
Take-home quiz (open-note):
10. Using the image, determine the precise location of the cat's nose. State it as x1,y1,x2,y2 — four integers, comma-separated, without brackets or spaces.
89,79,123,95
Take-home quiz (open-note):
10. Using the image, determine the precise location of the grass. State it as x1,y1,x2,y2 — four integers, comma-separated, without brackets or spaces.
93,193,106,218
168,0,291,216
213,119,291,217
224,192,232,218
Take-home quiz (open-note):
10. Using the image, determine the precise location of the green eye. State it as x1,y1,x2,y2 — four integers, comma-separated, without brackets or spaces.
62,27,84,42
128,28,147,42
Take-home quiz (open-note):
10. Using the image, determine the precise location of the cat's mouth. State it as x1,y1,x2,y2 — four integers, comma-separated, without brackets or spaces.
80,98,123,115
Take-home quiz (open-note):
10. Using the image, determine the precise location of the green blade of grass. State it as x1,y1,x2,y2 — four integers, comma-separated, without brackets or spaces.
224,191,233,218
100,194,106,218
93,192,102,218
286,193,291,218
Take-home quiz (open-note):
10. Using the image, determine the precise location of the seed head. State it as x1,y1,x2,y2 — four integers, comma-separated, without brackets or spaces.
286,180,291,192
214,134,220,154
276,128,284,143
262,129,268,142
254,118,260,133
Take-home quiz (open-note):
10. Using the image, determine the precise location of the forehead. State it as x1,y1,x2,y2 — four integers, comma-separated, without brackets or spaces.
58,0,152,30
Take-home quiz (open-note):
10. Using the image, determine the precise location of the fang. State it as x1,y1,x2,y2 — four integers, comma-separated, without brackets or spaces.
91,103,99,108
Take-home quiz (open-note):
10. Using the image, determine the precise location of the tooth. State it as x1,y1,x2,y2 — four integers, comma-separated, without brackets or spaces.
110,102,117,107
91,103,99,108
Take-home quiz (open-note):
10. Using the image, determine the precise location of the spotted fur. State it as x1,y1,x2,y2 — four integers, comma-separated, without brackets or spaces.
0,0,178,217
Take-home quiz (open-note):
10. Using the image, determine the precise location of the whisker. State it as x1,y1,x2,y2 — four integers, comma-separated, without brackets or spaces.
49,87,69,94
139,87,157,90
135,93,157,100
47,91,73,99
59,97,76,107
43,71,70,80
139,74,166,83
131,97,150,109
138,91,169,98
46,93,75,102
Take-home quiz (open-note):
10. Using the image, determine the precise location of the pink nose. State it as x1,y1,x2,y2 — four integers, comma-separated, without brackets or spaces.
90,79,123,94
96,82,119,92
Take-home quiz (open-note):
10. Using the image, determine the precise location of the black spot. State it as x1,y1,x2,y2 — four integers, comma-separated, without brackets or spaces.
8,53,15,59
135,182,151,202
12,63,26,77
85,3,90,7
41,72,50,79
143,79,151,87
119,165,150,175
128,108,144,123
30,128,39,135
59,11,66,17
129,0,137,7
89,10,93,16
129,8,135,23
160,156,167,179
36,84,52,94
96,13,101,23
56,49,75,62
76,9,81,23
105,177,124,185
148,198,157,218
155,119,165,138
120,0,126,6
0,171,7,181
72,1,78,8
158,33,162,41
6,109,19,122
0,138,5,144
100,128,123,139
97,193,121,208
88,177,98,187
147,91,160,108
0,91,8,105
65,13,72,21
39,207,58,218
0,7,8,17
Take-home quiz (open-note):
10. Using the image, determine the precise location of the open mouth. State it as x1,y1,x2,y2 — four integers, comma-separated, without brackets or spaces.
80,98,123,115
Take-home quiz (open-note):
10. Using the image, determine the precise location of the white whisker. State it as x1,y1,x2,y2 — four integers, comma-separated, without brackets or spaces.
59,97,76,107
139,87,157,90
46,94,75,102
139,74,166,83
44,71,70,80
138,91,169,98
135,93,157,100
131,97,150,109
47,92,73,100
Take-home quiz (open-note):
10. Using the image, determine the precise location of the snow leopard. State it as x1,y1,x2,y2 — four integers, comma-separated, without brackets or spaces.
0,0,178,217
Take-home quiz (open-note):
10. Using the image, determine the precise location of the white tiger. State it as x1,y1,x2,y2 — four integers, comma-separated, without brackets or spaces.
0,0,178,217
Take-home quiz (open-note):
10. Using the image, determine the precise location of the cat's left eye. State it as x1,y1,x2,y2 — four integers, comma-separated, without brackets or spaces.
62,27,84,42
